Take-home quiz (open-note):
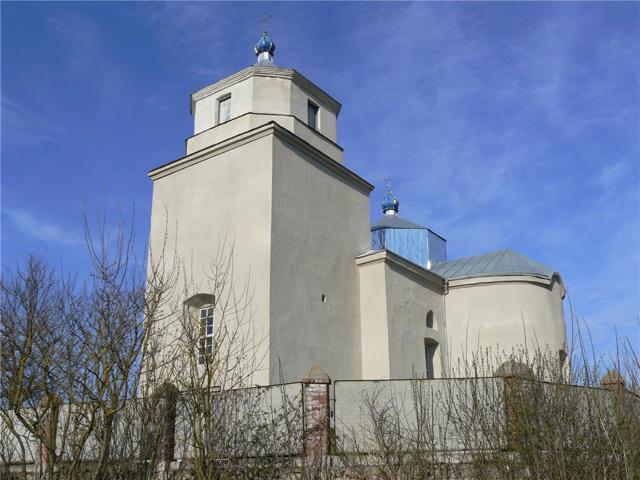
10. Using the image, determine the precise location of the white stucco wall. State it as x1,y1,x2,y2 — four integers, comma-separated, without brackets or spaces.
357,259,391,378
147,132,275,385
193,77,253,134
444,275,567,374
384,261,446,379
290,81,337,141
148,120,372,385
252,76,291,115
357,251,446,380
268,134,372,383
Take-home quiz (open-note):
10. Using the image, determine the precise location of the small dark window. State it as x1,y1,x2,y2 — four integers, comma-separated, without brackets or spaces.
307,101,319,130
426,310,434,329
559,349,567,368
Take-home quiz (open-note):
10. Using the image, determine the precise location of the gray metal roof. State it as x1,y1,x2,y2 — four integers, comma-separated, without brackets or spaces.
431,249,556,280
371,216,426,230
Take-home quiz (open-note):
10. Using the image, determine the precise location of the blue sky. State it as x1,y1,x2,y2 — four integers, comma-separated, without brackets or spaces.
2,2,638,356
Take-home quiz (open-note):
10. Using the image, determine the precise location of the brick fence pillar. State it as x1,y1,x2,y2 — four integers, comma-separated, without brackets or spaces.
38,396,60,475
602,369,626,415
494,361,534,450
303,365,331,472
153,382,179,464
602,369,625,394
500,374,520,449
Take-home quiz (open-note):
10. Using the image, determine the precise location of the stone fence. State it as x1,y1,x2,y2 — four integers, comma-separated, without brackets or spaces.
1,366,636,477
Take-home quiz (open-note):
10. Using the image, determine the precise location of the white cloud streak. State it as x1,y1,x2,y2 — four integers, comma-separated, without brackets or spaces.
3,208,84,247
1,96,66,147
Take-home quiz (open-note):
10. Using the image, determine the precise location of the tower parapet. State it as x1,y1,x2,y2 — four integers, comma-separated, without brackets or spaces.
186,32,342,161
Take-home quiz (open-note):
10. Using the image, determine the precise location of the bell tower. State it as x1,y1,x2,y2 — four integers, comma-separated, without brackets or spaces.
147,33,373,384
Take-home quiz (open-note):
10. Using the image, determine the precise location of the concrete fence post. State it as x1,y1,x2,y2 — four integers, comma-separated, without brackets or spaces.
303,365,331,472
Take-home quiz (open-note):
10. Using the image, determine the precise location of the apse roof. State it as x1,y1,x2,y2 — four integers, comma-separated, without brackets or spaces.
431,249,556,280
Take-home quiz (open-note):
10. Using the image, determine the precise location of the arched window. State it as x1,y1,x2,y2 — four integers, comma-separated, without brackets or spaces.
184,294,215,365
426,310,435,329
424,338,438,379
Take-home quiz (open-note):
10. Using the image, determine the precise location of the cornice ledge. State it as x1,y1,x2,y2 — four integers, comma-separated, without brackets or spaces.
447,274,555,289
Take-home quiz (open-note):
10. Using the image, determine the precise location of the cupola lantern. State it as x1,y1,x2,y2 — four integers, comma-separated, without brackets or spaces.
255,31,276,65
382,190,399,216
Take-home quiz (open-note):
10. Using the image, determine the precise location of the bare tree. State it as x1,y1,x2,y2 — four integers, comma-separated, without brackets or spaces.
1,216,307,479
1,208,177,480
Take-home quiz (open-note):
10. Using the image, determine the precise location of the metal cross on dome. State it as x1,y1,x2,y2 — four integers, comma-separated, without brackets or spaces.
384,176,395,193
261,13,272,31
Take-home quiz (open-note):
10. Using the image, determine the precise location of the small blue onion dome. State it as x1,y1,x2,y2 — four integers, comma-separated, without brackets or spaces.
382,191,399,214
255,32,276,56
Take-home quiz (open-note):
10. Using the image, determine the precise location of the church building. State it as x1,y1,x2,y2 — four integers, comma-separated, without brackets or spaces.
146,32,567,385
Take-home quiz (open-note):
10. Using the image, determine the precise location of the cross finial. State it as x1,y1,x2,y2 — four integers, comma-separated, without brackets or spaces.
261,13,272,32
384,176,394,193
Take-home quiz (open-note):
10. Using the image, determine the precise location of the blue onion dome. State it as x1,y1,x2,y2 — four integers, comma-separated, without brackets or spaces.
382,190,399,214
255,31,276,56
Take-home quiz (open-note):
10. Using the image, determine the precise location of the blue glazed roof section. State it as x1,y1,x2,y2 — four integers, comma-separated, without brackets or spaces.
431,249,556,280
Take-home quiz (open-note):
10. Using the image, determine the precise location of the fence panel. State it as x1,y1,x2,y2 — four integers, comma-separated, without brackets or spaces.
174,382,304,459
334,377,507,453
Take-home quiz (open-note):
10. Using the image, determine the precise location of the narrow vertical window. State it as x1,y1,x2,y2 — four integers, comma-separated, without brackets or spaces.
426,310,434,329
198,306,215,365
218,94,231,124
307,101,319,130
559,349,567,369
424,339,438,379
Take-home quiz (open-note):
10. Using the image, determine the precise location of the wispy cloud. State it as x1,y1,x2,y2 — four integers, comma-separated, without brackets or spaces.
142,3,249,79
595,162,631,189
1,95,66,147
3,208,83,247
